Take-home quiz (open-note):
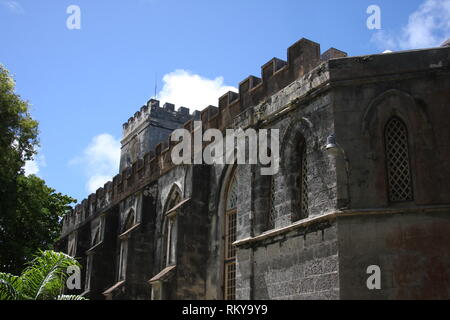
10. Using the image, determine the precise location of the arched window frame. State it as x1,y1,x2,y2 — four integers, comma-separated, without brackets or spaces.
280,118,313,224
67,232,77,257
361,89,436,206
90,215,105,248
223,168,237,300
122,209,135,233
162,186,182,268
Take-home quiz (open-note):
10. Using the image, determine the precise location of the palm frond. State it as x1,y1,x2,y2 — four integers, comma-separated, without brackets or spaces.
20,250,81,300
0,273,21,300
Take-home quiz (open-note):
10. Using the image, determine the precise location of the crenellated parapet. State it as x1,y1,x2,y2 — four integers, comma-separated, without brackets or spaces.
61,37,348,235
122,99,199,139
193,39,347,132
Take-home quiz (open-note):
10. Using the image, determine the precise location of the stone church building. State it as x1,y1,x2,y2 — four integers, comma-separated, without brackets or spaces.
58,38,450,300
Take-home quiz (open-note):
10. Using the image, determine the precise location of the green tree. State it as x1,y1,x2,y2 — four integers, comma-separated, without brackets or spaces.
0,250,86,300
0,65,76,274
0,64,38,209
1,175,76,273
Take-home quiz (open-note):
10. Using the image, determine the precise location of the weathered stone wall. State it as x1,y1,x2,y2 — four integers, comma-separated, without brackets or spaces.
330,46,450,300
338,210,450,299
58,42,450,300
246,221,339,300
330,47,450,209
173,165,211,299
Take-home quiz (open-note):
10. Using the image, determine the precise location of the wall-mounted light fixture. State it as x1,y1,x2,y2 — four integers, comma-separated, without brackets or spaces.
325,134,351,209
325,134,339,156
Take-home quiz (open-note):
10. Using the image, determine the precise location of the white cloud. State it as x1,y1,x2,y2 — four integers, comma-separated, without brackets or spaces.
24,159,39,176
371,30,397,51
86,175,114,194
372,0,450,51
70,134,121,194
1,1,24,14
24,151,46,176
157,69,237,110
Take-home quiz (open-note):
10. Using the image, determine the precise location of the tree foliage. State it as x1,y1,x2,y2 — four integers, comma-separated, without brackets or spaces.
1,175,76,273
0,64,38,199
0,250,86,300
0,65,76,274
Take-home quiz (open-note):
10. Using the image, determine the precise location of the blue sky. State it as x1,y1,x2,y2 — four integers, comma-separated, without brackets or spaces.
1,0,449,203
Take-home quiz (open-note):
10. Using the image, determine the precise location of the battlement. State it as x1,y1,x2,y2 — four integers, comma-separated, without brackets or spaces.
62,37,350,234
192,39,348,131
122,99,200,138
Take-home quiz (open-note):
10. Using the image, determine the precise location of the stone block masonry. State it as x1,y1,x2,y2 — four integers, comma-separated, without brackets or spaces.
58,38,450,300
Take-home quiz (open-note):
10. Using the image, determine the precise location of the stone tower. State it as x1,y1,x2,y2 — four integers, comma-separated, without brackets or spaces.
119,99,199,172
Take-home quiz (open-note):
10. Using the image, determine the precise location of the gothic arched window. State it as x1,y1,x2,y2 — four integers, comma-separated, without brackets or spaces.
123,209,135,232
384,117,414,202
67,232,77,257
224,171,237,300
163,187,182,267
